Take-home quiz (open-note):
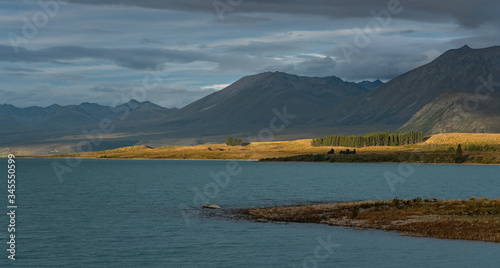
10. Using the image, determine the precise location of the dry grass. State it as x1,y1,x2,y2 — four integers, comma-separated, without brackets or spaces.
50,139,335,160
41,133,500,162
424,133,500,145
239,198,500,243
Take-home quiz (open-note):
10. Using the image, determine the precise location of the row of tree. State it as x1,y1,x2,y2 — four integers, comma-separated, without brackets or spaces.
226,137,243,146
311,131,424,148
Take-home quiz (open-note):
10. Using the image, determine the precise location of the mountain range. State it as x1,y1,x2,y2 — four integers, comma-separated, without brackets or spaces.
1,45,499,156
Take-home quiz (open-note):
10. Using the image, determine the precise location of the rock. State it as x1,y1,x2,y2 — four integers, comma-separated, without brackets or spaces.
202,204,221,209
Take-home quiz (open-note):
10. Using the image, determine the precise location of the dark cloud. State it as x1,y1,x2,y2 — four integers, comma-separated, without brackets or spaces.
1,67,42,73
0,45,208,70
227,42,300,55
326,42,441,81
211,14,272,24
89,86,123,93
140,38,164,45
64,0,500,28
383,29,417,36
86,84,219,109
268,56,337,77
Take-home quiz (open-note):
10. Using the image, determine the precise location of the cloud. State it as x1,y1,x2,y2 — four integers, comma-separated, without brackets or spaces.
268,55,337,77
0,82,217,109
1,67,42,73
0,45,208,70
227,41,301,55
324,38,447,81
1,0,498,110
62,0,500,28
140,38,164,45
200,84,231,91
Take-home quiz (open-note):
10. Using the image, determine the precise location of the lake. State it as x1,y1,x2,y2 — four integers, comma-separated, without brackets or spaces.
1,159,499,267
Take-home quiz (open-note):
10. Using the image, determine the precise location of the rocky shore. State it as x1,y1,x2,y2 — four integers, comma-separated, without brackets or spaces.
237,198,500,243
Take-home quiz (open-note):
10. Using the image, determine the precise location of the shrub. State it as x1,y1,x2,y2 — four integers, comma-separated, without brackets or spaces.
392,197,400,207
351,207,359,219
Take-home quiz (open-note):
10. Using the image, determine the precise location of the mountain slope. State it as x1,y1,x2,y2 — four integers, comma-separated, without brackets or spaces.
327,45,500,127
358,80,383,90
398,91,500,134
139,71,369,136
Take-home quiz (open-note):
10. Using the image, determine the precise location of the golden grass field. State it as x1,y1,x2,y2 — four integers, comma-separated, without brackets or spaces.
239,197,500,243
47,133,500,163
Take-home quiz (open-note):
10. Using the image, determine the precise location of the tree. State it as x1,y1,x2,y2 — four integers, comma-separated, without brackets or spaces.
226,137,243,146
455,144,465,163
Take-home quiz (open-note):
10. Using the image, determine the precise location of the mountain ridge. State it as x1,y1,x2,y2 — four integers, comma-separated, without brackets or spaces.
1,45,500,156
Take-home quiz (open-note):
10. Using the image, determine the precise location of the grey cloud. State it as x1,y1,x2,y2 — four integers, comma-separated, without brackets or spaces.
227,42,301,55
150,87,218,109
140,38,164,45
1,67,42,73
326,43,440,81
211,14,272,24
63,0,500,28
87,85,218,108
0,45,208,70
383,30,417,36
81,28,113,33
89,86,120,93
267,56,337,77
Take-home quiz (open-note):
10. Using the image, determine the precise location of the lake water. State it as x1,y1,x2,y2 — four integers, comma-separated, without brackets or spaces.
1,159,499,267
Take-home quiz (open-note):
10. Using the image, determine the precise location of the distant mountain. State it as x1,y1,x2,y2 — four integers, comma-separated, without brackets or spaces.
2,45,500,156
358,80,383,90
0,114,33,135
134,71,370,137
0,100,176,154
0,100,174,131
327,45,500,128
398,91,500,134
114,99,166,112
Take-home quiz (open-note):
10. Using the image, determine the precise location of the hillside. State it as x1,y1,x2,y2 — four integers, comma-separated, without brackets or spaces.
398,91,500,134
324,45,500,127
131,71,370,137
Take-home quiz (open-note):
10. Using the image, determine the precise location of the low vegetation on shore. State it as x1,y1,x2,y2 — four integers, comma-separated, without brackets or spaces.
238,198,500,243
260,144,499,164
41,133,500,163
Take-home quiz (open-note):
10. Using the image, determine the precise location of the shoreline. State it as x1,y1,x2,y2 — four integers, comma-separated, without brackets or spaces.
7,133,499,164
11,155,500,165
234,198,500,243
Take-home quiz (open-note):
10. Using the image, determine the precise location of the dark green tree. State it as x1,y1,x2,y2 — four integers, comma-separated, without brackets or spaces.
455,144,465,163
226,137,243,146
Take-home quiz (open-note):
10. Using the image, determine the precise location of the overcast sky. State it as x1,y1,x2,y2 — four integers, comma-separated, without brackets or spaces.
1,0,499,108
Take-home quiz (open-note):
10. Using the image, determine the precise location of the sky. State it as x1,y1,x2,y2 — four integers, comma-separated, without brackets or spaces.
0,0,499,108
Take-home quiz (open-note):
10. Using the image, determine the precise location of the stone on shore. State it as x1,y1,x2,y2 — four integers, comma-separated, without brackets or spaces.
202,204,221,209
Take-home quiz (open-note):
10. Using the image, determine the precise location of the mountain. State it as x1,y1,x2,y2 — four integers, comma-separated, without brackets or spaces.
358,80,383,90
0,100,175,154
114,99,166,112
326,45,500,128
2,45,500,156
131,71,370,137
398,91,500,134
0,100,174,131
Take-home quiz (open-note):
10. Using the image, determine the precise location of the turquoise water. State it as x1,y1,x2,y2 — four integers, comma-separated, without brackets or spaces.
1,159,499,267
